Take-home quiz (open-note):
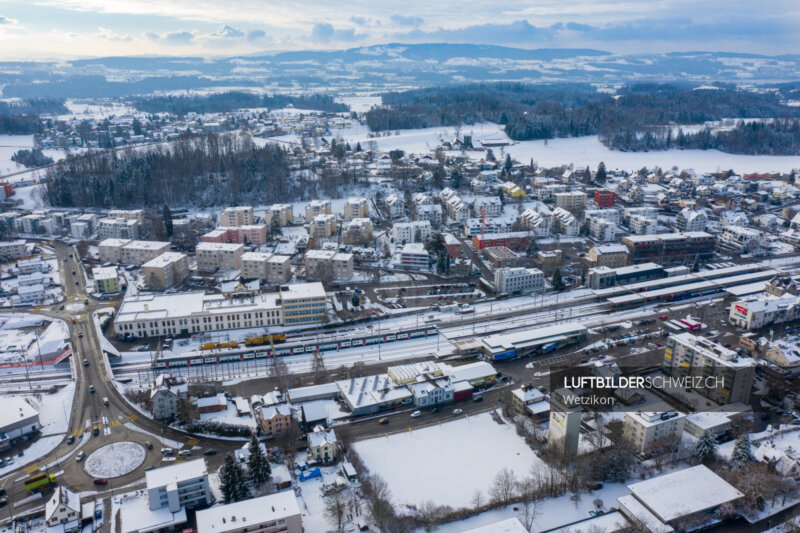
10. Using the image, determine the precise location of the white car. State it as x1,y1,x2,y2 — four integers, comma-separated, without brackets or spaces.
453,409,463,415
410,411,421,418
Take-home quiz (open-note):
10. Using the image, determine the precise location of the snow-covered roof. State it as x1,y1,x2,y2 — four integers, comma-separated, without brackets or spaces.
92,266,118,280
287,382,340,403
260,404,291,420
462,518,528,533
196,492,300,533
145,458,207,489
117,490,187,533
46,486,80,520
685,411,730,431
197,394,227,409
0,396,39,430
626,465,743,523
309,426,336,448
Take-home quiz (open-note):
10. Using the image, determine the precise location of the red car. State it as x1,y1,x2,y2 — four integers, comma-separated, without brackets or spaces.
93,478,108,485
659,315,668,320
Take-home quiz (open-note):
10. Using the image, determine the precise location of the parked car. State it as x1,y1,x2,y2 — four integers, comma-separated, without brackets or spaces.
76,451,85,462
410,411,422,418
453,409,463,415
3,457,11,466
67,435,75,445
93,478,108,485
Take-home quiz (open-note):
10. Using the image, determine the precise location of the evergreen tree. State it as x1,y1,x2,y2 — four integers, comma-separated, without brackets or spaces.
268,219,282,242
691,254,701,273
552,268,565,291
486,148,496,162
695,431,718,464
730,433,754,468
162,204,174,238
595,162,607,184
246,433,272,488
496,188,505,203
451,169,463,189
355,142,362,152
220,454,251,503
504,154,513,173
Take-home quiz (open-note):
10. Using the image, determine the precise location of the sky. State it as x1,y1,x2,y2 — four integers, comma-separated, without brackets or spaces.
0,0,798,60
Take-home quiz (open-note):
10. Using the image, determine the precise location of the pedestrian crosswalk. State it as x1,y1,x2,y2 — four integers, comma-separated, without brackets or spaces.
186,438,199,446
24,464,39,474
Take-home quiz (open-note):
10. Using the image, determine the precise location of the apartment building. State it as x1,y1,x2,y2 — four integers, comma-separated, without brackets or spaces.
399,243,429,268
92,266,120,294
279,282,327,326
142,252,190,290
305,250,354,281
121,240,172,265
415,204,443,225
472,196,503,217
519,209,551,236
716,226,762,253
266,204,294,226
392,221,432,244
240,252,292,284
621,232,715,263
585,244,630,268
385,194,405,218
343,197,370,219
195,492,302,533
146,459,211,512
554,191,587,211
675,208,708,232
552,207,581,236
309,214,337,238
305,200,332,221
195,242,244,271
0,240,27,261
663,332,755,405
342,218,373,245
589,218,616,241
108,209,144,224
628,214,659,235
584,209,620,225
219,206,254,227
202,225,268,246
97,217,140,240
98,239,131,263
494,267,544,294
623,411,686,455
594,189,616,208
463,217,515,237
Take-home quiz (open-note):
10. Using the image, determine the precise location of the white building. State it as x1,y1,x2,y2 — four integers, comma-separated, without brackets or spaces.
97,217,140,240
0,397,40,450
399,243,429,269
392,221,432,244
411,378,454,407
554,191,587,210
219,206,254,227
45,487,81,531
729,294,800,330
519,209,551,236
623,410,685,455
146,459,211,512
384,194,405,218
628,214,659,235
0,240,27,261
343,197,370,219
415,204,443,225
195,242,244,271
472,196,503,217
675,208,707,232
195,491,302,533
589,218,616,241
552,207,581,236
494,267,545,295
716,226,762,252
584,209,620,225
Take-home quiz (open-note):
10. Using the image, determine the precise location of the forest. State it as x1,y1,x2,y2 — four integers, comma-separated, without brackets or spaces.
365,83,800,154
130,92,348,115
0,98,68,134
45,134,293,208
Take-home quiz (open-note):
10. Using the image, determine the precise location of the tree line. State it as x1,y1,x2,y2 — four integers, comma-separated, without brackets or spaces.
44,133,293,208
0,98,68,134
130,91,349,115
365,82,800,154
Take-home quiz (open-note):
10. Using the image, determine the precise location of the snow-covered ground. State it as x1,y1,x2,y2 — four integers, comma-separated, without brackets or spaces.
353,410,549,509
84,442,146,478
198,401,257,428
25,382,74,436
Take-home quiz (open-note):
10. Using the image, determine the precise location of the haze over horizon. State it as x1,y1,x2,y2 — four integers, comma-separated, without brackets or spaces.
0,0,799,61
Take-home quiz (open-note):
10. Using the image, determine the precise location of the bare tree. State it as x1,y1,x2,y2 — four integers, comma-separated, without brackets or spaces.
324,485,349,533
490,468,517,505
519,501,537,532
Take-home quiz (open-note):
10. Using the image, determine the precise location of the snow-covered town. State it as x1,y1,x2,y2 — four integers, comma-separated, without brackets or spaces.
3,4,800,533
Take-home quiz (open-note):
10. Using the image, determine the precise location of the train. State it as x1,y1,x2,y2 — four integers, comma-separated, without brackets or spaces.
244,334,286,347
153,326,439,368
200,341,239,351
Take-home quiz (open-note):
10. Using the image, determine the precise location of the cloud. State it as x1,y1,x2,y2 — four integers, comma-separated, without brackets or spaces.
310,22,363,43
145,29,195,45
213,25,244,38
246,29,267,41
390,14,423,27
399,20,557,44
97,27,133,41
0,14,18,25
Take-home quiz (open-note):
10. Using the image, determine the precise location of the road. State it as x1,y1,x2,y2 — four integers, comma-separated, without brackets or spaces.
0,243,242,523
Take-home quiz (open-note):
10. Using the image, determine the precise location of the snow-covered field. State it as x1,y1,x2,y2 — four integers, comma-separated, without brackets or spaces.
84,442,146,478
353,410,549,509
26,382,74,436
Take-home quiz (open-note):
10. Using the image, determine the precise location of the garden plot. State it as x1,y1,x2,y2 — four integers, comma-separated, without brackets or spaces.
353,410,549,509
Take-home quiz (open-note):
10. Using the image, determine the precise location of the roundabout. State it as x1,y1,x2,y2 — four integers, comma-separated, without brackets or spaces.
83,441,146,478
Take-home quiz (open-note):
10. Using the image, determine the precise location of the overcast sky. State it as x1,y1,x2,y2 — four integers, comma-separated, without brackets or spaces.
1,0,799,60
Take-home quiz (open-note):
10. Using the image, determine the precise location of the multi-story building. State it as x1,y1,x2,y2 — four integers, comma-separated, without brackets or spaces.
195,242,244,271
150,374,188,420
716,226,762,253
92,266,120,294
98,238,131,263
589,218,616,241
304,250,354,281
45,487,81,530
511,384,549,419
663,332,755,405
415,204,443,225
621,232,715,264
585,244,630,268
399,243,429,269
551,207,580,236
195,492,302,533
342,218,373,245
623,411,685,455
675,208,708,232
554,191,587,211
258,405,292,436
240,252,292,284
385,194,405,218
628,214,659,235
0,397,40,451
473,231,536,251
594,189,616,208
108,209,144,224
142,252,190,290
305,200,332,221
729,294,800,330
308,426,338,463
219,206,254,227
494,267,544,295
623,207,658,223
343,197,370,219
146,459,211,512
585,208,620,225
279,282,327,326
97,217,140,240
266,204,294,227
472,196,503,217
519,209,551,236
118,240,171,265
586,262,665,289
463,217,515,237
309,214,337,238
0,240,27,261
392,221,431,244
